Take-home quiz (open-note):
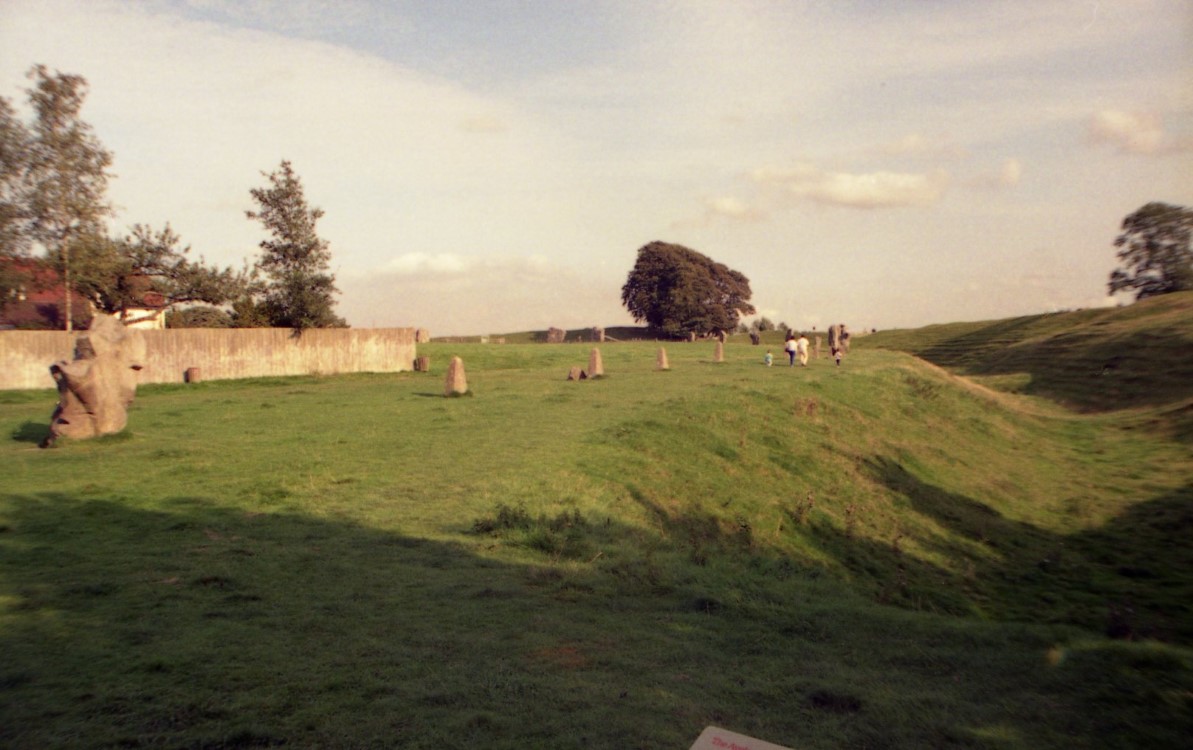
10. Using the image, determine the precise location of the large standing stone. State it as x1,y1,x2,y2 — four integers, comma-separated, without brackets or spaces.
714,340,724,363
546,327,566,344
656,347,670,371
828,324,850,354
44,313,147,446
591,327,605,342
588,348,604,378
415,328,431,343
444,356,468,396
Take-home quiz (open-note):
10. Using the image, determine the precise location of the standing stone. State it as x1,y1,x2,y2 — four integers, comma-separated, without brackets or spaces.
588,348,604,378
591,327,605,343
415,328,431,343
414,356,430,372
546,327,566,343
814,335,822,359
714,340,724,363
656,347,670,371
44,313,147,446
444,356,468,396
567,366,587,381
749,332,760,346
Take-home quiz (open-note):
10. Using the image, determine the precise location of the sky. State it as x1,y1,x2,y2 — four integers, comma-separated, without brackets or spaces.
1,0,1190,335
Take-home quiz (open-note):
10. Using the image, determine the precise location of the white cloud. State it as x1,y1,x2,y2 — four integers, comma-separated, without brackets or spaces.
872,133,968,160
752,164,949,209
1087,109,1192,155
963,158,1023,189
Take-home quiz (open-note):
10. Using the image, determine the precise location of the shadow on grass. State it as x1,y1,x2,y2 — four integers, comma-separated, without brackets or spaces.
9,420,50,445
2,492,1191,749
912,321,1193,414
849,456,1193,646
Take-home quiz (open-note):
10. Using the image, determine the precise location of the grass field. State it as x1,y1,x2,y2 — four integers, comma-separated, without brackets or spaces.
2,300,1191,748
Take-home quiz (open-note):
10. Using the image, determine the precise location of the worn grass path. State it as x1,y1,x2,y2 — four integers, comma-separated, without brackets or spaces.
1,329,1190,748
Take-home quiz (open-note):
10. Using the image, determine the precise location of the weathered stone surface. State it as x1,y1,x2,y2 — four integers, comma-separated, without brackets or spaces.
567,366,587,381
44,313,146,446
185,367,202,383
546,327,566,344
415,328,431,343
591,327,605,342
656,347,670,371
414,356,430,372
828,324,851,354
713,340,724,363
588,348,604,377
444,356,468,396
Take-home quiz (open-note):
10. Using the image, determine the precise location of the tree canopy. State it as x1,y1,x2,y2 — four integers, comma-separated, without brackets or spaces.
621,241,755,338
245,160,346,330
67,224,246,320
1108,202,1193,300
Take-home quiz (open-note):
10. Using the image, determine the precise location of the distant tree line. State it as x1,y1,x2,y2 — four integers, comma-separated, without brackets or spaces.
1,64,343,330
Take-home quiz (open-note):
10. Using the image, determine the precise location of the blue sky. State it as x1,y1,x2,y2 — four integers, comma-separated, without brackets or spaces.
2,0,1190,334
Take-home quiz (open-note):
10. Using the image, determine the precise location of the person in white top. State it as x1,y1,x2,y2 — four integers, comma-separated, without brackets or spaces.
784,335,797,366
796,333,809,366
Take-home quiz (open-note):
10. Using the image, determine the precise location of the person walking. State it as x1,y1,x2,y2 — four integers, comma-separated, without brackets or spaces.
784,335,797,366
796,333,809,366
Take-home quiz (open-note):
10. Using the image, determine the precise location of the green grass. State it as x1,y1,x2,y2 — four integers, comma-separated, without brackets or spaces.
2,324,1191,748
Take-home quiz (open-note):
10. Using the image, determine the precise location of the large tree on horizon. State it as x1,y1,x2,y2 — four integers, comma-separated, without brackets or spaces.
245,160,346,330
1108,202,1193,300
621,241,755,338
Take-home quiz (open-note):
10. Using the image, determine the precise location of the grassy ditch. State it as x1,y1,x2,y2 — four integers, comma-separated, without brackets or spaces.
1,335,1190,748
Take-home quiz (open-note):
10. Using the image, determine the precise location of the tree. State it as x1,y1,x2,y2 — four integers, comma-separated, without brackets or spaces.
23,65,114,330
0,95,32,309
245,160,345,329
621,241,755,338
166,305,233,328
1108,202,1193,300
67,224,246,321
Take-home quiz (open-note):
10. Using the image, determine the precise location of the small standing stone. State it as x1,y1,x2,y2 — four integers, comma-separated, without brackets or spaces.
588,348,604,378
415,328,431,343
444,356,468,396
656,347,670,371
546,327,566,343
414,356,430,372
567,366,587,381
714,340,724,363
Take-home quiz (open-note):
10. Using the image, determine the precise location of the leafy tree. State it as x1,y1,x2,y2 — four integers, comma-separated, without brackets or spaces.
23,65,113,330
67,224,246,321
621,241,755,338
751,317,775,332
1108,202,1193,300
166,305,233,328
246,160,345,330
0,95,32,309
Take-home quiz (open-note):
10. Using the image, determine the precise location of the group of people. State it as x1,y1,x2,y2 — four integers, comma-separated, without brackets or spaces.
764,331,844,367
